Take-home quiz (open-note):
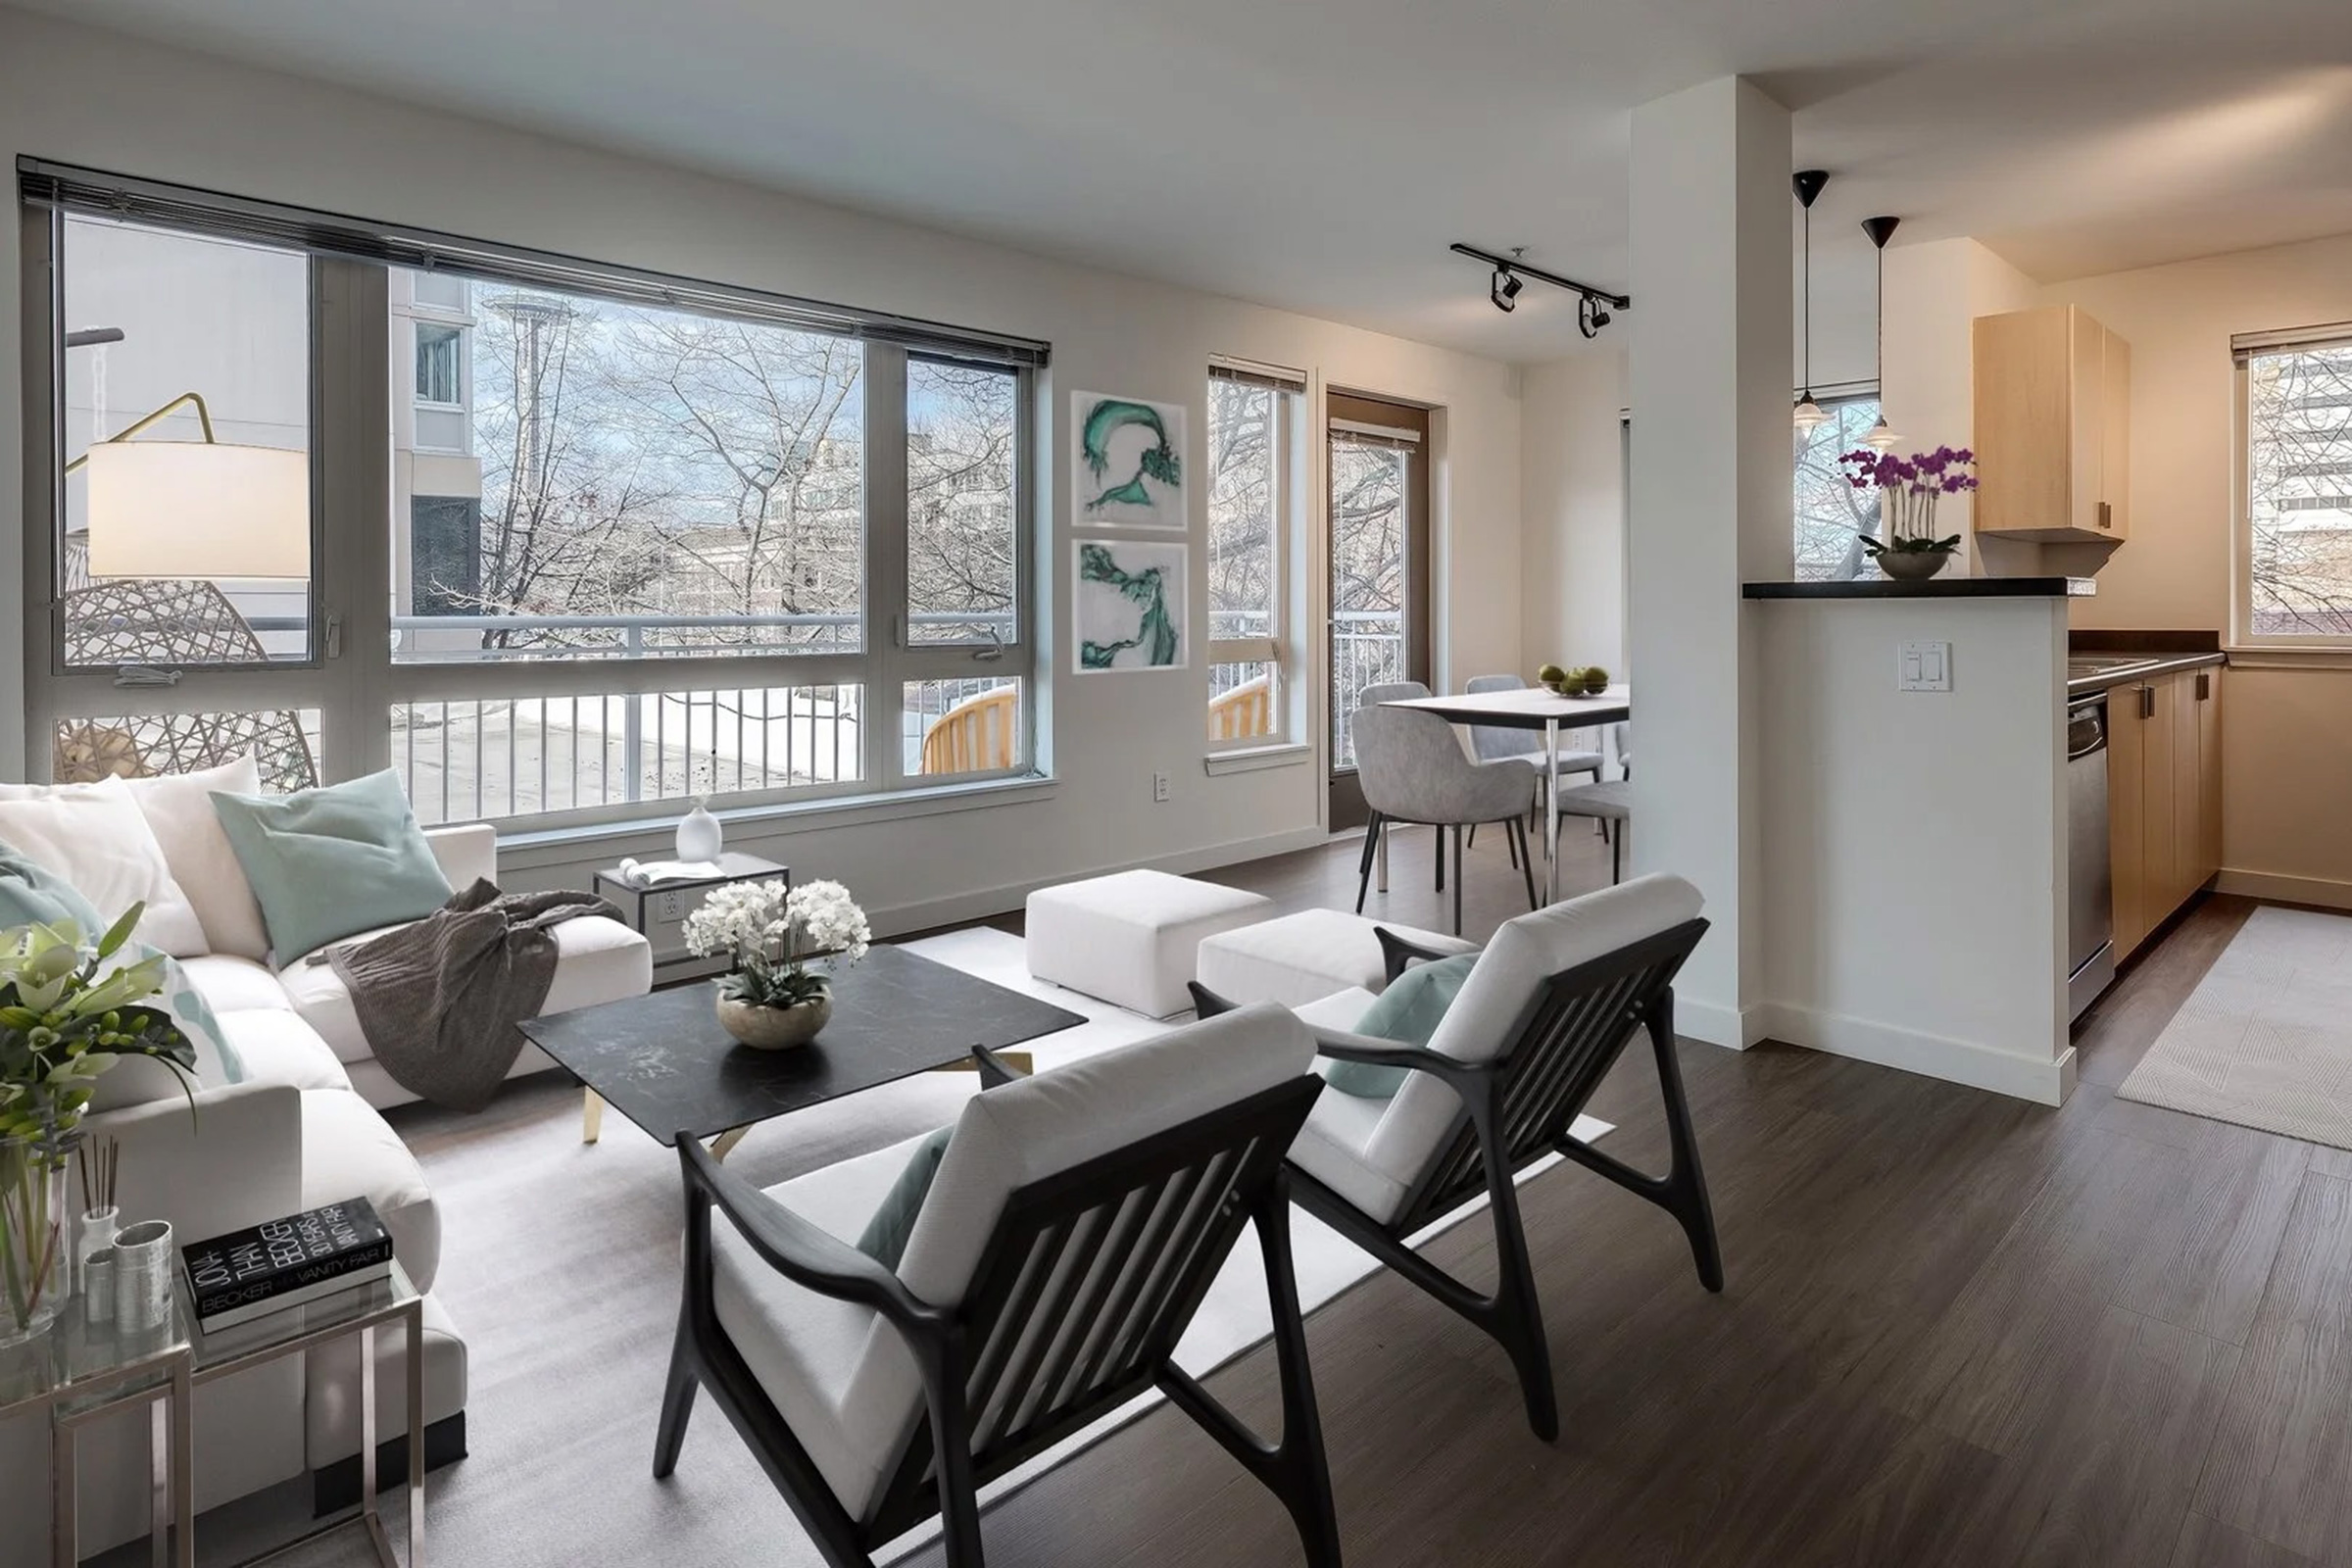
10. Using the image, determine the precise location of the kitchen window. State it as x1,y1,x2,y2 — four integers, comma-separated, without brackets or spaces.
22,162,1046,828
1793,391,1883,581
2235,324,2352,644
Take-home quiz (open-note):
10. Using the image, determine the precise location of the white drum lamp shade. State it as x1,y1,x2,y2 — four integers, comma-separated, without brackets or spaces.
83,440,311,580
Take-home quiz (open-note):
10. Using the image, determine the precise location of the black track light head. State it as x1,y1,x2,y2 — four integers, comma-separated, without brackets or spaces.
1578,295,1611,338
1491,268,1522,313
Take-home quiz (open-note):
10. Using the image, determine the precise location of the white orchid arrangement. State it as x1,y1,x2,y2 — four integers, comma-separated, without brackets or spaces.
682,879,870,1009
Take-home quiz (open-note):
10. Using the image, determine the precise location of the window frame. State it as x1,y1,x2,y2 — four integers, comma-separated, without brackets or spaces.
2232,325,2352,651
21,172,1044,829
412,318,466,412
1205,360,1303,754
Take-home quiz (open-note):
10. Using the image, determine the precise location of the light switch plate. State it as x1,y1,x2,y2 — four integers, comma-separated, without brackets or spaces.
1897,639,1952,692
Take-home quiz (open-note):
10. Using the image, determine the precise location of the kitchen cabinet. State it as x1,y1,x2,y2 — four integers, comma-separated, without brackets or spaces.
2108,665,2223,959
1974,305,2132,543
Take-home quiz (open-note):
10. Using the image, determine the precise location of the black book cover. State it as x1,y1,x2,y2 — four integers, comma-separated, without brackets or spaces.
180,1198,394,1321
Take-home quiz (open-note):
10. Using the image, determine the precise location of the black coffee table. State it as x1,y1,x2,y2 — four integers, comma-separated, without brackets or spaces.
518,945,1087,1152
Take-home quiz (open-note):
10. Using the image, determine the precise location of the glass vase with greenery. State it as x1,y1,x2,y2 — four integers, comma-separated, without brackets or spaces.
0,907,195,1343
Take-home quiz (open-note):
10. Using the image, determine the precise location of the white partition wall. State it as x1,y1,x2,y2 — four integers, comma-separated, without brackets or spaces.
1626,77,1793,1047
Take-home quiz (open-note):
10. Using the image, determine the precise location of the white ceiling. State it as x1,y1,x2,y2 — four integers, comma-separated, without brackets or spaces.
12,0,2352,362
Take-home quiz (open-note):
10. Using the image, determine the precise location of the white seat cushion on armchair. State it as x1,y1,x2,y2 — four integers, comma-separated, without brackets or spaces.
710,1003,1315,1520
1287,874,1705,1227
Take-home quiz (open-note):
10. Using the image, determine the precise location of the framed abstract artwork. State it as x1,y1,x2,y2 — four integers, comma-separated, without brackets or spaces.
1072,391,1185,529
1073,539,1187,672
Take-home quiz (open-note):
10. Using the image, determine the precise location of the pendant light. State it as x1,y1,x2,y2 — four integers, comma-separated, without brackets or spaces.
1791,170,1829,432
1862,215,1902,452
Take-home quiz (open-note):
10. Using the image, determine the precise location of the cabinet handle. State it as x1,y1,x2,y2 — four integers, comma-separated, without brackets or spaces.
2139,684,2155,720
2196,671,2211,701
2097,500,2113,531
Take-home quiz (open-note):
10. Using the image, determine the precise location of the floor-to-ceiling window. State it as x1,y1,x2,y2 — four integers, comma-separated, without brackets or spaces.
24,166,1044,827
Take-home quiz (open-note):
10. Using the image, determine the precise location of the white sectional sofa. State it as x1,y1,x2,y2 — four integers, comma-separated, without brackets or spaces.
0,803,651,1555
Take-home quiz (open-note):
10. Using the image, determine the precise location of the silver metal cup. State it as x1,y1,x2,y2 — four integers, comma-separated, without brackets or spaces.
111,1219,174,1333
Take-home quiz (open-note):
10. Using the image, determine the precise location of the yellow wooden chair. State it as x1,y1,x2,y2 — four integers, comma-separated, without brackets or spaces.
1207,673,1274,744
918,684,1019,774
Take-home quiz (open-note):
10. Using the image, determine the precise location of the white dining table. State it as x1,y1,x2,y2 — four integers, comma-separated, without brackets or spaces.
1381,686,1631,903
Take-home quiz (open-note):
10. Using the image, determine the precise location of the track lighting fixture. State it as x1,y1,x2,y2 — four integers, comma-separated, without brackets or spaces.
1449,242,1629,334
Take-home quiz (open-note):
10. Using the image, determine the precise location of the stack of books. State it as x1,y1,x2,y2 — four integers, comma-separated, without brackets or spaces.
180,1199,395,1333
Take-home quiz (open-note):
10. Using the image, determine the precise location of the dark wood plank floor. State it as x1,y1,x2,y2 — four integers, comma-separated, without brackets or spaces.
906,832,2352,1568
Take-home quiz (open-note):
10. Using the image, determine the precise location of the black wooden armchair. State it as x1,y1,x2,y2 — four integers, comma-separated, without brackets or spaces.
1195,874,1722,1442
656,1004,1343,1567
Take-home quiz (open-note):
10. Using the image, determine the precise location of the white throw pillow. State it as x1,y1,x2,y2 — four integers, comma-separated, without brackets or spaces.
122,757,271,960
0,778,210,956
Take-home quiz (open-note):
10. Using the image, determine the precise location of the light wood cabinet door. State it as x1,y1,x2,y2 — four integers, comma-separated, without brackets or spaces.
1974,309,2074,538
2170,672,2201,907
2109,680,2148,957
2071,310,2107,537
2141,678,2180,945
2098,326,2132,540
2197,666,2224,883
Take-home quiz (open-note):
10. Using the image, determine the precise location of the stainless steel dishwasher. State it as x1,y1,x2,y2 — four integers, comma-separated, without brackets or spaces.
2067,693,2116,1019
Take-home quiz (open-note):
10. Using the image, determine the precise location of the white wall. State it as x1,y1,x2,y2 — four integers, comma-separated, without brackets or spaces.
1757,596,2074,1103
1519,347,1627,676
0,9,1528,928
1626,76,1791,1048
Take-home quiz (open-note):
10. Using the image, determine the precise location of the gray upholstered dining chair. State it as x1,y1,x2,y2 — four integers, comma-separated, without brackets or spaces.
1357,679,1430,707
1463,674,1603,858
1351,701,1540,933
1553,780,1631,883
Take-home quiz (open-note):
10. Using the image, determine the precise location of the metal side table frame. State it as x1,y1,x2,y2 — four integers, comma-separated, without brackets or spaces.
193,1262,426,1568
29,1320,196,1568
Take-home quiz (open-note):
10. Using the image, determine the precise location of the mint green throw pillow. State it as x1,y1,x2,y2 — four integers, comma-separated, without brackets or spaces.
856,1125,954,1272
0,848,241,1087
1326,952,1479,1100
0,842,107,931
209,769,453,963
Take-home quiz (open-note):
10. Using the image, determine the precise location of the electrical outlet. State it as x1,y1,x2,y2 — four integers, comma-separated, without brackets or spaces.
1152,770,1171,804
659,890,687,922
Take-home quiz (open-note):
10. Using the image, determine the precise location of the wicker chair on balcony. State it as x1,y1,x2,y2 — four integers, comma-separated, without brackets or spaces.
53,577,319,794
917,684,1017,776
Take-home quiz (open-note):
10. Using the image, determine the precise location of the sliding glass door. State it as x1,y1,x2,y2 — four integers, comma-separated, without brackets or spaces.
1324,392,1428,830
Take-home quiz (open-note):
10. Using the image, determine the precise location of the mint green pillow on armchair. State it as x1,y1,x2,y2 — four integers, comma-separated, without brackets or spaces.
209,769,453,962
1325,952,1479,1100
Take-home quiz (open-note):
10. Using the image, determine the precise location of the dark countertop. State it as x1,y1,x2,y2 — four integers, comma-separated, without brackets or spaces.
2066,650,2227,697
1743,576,2095,600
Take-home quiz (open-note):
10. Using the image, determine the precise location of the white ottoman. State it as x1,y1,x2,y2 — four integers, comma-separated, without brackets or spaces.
1026,870,1273,1017
1196,908,1480,1010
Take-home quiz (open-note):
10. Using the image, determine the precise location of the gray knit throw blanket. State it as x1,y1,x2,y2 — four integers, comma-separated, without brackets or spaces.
330,879,621,1111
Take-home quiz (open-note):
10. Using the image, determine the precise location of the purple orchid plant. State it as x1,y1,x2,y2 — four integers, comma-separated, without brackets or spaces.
1840,445,1978,556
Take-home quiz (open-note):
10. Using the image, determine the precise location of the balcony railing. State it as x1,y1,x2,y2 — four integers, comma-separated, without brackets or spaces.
1332,609,1404,769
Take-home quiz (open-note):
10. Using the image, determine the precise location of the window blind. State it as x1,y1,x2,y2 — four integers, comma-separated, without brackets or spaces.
1330,416,1420,449
1209,357,1308,393
2233,322,2352,362
20,158,1052,368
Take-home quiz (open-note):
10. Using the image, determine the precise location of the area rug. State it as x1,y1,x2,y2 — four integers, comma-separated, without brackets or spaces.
2117,905,2352,1150
240,930,1609,1567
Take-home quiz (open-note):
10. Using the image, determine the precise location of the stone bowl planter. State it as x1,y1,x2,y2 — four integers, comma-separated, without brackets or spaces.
1876,549,1956,582
716,992,832,1051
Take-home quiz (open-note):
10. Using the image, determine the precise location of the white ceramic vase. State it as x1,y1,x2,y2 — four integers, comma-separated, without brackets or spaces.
676,797,723,861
